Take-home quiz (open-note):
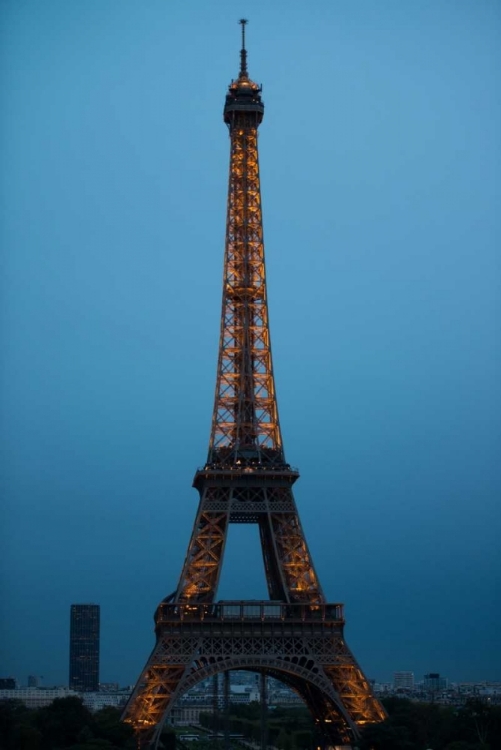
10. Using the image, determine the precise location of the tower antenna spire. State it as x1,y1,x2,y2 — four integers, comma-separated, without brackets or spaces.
239,18,248,77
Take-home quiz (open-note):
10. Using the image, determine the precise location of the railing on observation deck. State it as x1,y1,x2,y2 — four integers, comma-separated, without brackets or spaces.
156,600,344,625
195,465,300,476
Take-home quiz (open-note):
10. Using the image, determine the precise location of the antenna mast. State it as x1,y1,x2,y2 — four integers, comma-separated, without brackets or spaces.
239,18,248,76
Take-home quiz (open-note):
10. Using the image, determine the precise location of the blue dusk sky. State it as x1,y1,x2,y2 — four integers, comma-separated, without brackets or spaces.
1,1,500,689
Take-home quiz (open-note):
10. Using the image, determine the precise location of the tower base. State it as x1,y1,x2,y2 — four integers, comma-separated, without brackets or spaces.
122,601,385,748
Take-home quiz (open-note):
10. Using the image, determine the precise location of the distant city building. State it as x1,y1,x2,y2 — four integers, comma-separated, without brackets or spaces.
0,687,77,708
69,604,100,692
0,678,16,690
99,682,119,692
81,690,131,712
0,687,131,712
27,675,40,688
394,671,415,690
424,673,448,691
166,671,307,725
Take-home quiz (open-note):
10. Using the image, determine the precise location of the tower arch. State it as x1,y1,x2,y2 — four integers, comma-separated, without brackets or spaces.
179,658,357,730
150,659,358,750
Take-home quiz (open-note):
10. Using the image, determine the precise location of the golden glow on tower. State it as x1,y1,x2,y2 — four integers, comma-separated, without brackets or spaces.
209,122,282,460
121,22,386,748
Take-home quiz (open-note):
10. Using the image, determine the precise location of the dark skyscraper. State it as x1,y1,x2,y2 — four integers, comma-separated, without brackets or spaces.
69,604,100,692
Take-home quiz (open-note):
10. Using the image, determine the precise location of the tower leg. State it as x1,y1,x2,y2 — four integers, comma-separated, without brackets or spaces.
223,671,230,750
213,673,219,737
260,671,267,750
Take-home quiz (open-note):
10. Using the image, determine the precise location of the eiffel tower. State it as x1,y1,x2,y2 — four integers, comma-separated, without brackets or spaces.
122,21,385,749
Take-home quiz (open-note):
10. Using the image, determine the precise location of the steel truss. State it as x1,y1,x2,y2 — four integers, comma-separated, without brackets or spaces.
123,24,385,749
124,604,384,748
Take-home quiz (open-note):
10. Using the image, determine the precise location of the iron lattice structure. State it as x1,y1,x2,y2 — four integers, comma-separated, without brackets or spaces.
123,22,385,748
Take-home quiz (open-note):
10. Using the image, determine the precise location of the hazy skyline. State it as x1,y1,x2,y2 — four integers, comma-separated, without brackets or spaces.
1,1,500,687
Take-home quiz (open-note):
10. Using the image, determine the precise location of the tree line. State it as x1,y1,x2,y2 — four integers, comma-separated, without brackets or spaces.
0,695,500,750
0,697,136,750
201,698,501,750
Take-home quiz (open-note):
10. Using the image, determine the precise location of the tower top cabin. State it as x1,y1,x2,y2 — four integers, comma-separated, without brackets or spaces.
224,20,264,126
